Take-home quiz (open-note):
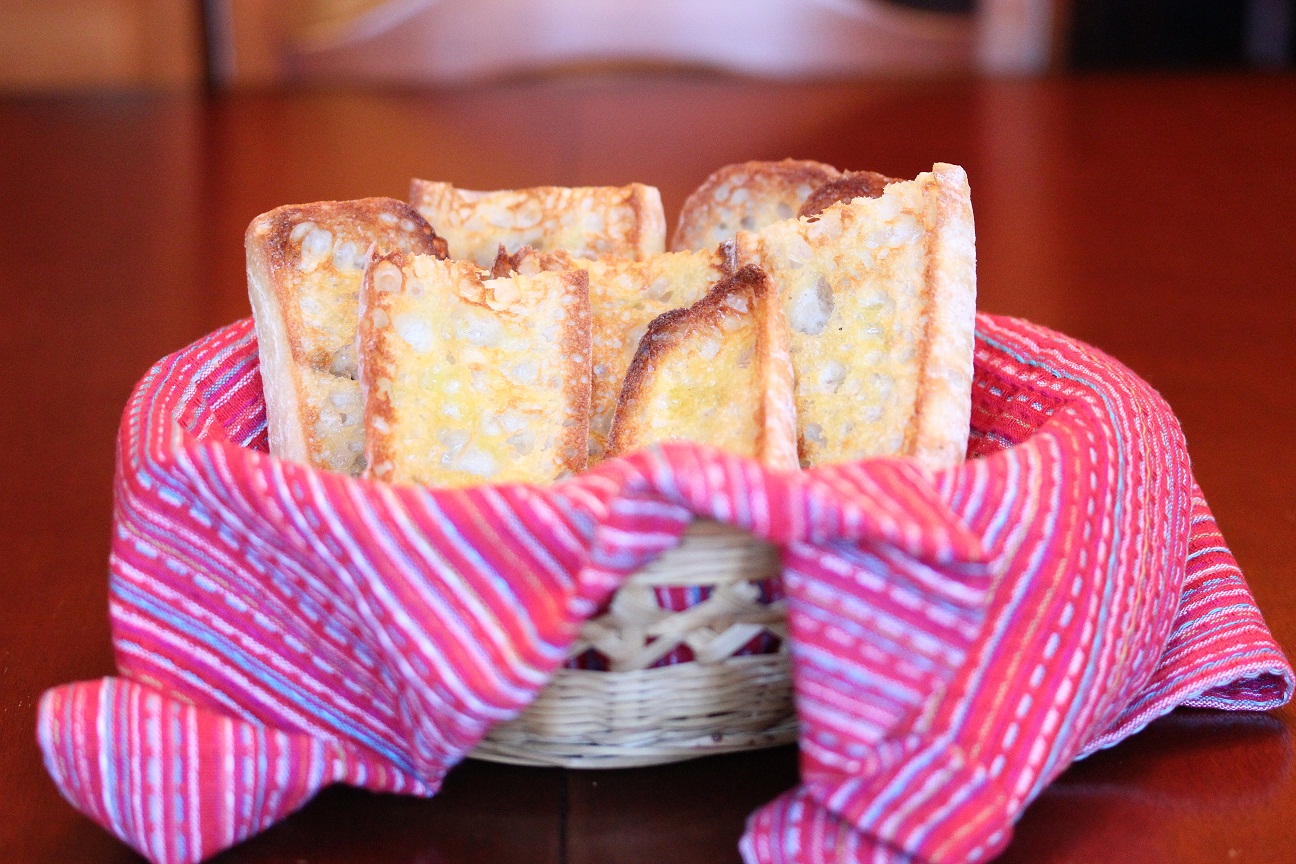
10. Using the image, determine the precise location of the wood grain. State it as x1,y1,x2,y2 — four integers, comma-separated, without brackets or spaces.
1,72,1292,863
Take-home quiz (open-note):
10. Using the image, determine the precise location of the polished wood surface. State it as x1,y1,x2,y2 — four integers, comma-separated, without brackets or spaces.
1,72,1293,862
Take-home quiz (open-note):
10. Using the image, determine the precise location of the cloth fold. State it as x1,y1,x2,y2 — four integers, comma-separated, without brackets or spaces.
38,314,1292,864
739,315,1293,864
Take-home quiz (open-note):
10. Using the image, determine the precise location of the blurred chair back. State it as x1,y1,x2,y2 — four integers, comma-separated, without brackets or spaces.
206,0,1061,87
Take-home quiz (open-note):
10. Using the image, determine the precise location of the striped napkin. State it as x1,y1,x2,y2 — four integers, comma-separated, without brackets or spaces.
38,314,1291,864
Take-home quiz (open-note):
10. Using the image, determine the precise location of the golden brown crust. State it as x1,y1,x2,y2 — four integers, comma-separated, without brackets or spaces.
556,270,594,476
495,244,725,463
410,179,666,266
669,159,842,252
245,197,445,473
627,183,668,264
797,171,900,219
904,205,940,459
489,244,580,277
248,198,444,367
608,301,696,447
755,275,799,471
489,244,518,278
904,163,977,469
725,164,975,470
607,265,796,467
355,249,405,479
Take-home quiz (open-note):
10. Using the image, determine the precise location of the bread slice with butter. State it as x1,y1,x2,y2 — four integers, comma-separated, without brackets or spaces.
669,159,843,253
732,162,976,470
494,246,727,462
607,266,798,470
358,253,591,487
410,179,667,267
246,198,447,475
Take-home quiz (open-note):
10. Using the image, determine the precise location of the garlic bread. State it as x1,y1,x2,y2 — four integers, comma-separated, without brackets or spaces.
607,266,797,469
733,162,976,470
246,198,447,475
359,253,591,487
494,246,727,461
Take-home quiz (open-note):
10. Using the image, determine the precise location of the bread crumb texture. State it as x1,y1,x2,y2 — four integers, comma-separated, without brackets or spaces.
361,255,591,487
503,247,726,462
411,180,666,267
735,166,974,469
610,273,765,460
246,198,445,475
670,159,842,252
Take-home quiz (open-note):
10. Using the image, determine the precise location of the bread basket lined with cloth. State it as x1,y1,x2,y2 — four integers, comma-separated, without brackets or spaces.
38,312,1292,864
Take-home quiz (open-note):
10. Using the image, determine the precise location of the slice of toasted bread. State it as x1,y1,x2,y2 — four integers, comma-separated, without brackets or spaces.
494,246,727,461
246,198,447,475
731,162,976,470
359,253,591,487
409,179,666,267
669,159,843,252
607,266,797,469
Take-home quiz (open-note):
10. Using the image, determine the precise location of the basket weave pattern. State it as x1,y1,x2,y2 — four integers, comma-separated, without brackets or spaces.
477,521,794,766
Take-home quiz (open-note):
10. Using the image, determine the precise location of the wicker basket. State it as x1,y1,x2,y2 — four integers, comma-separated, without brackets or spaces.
471,520,796,768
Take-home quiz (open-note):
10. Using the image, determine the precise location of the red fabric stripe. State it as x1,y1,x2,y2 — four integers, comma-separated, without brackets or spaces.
34,314,1291,864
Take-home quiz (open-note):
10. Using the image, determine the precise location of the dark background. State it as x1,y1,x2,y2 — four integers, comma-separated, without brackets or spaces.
1069,0,1294,68
895,0,1296,69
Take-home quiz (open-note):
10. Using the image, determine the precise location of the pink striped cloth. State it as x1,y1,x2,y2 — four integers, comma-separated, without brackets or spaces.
38,314,1291,864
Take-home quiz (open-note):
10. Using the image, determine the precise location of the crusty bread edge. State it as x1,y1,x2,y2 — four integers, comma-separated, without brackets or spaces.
411,179,666,262
245,198,446,473
356,249,409,482
553,268,594,477
796,170,901,219
755,277,799,471
408,178,448,226
627,183,668,259
606,299,697,461
906,162,977,470
246,214,310,464
669,158,843,252
608,265,796,468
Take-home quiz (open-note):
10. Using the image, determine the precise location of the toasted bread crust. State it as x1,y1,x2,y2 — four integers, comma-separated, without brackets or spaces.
555,271,595,476
245,197,445,474
355,249,405,480
797,170,899,218
608,266,797,468
360,253,591,487
730,163,975,470
489,245,578,278
756,273,799,471
669,159,843,252
410,179,666,266
905,163,976,469
626,183,667,261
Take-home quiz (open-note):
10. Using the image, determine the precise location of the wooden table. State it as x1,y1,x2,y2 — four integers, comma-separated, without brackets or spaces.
2,72,1294,863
